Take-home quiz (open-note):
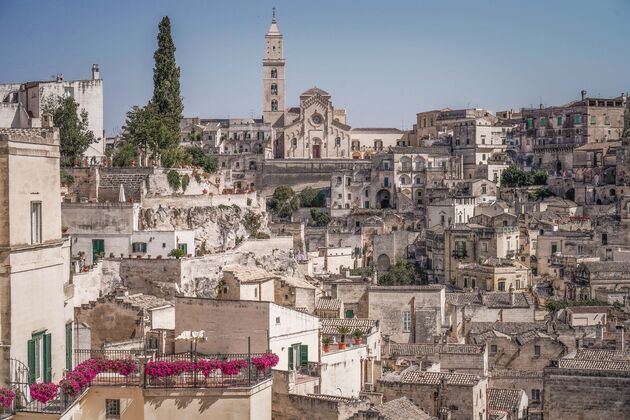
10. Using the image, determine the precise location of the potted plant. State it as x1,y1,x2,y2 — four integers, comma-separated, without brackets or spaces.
322,336,331,352
352,329,364,345
337,326,350,350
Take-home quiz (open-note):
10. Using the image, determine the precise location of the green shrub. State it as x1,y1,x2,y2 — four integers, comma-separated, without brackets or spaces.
168,248,185,258
167,170,181,191
180,174,190,192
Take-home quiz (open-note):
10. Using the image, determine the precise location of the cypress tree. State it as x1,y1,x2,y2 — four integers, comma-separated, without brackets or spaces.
152,16,183,133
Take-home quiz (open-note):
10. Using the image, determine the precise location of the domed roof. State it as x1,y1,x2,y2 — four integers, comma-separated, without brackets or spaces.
300,87,330,97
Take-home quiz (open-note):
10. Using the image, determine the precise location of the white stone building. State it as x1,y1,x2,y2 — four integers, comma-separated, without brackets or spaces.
0,66,104,158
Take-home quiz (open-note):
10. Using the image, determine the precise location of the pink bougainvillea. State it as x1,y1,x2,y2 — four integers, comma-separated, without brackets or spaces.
59,377,81,397
251,353,280,371
195,359,222,377
0,387,15,409
219,359,248,376
30,382,59,404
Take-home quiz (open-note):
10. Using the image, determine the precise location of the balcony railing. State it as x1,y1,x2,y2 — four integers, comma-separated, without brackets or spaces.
144,351,273,389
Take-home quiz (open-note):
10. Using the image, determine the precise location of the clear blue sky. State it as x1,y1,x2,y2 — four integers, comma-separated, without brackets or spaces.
1,0,629,135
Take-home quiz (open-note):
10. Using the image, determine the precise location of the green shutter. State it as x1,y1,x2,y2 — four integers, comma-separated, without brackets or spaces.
28,339,36,384
43,333,52,382
288,347,294,369
346,309,354,319
142,242,147,253
299,345,308,366
65,323,73,371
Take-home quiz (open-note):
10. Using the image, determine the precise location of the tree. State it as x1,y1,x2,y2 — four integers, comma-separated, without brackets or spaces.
531,170,548,185
44,96,96,166
299,187,326,207
268,186,299,218
310,208,331,227
623,107,630,138
501,166,532,187
189,146,217,173
152,16,183,134
378,258,418,285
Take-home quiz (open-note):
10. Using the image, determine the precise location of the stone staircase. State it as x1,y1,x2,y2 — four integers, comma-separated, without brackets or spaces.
98,170,149,203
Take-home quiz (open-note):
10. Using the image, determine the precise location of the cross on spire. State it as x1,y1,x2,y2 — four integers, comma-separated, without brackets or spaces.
272,7,276,23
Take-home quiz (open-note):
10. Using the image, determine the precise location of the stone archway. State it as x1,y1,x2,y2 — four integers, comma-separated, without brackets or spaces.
376,189,391,209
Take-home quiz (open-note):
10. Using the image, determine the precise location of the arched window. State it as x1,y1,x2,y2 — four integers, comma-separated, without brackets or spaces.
271,83,278,95
291,138,297,147
271,100,278,111
271,68,277,78
335,137,341,146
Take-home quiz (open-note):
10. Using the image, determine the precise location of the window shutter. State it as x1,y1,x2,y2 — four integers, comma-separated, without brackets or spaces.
28,339,36,384
44,333,52,382
142,242,147,253
65,323,73,371
288,347,293,370
299,345,308,366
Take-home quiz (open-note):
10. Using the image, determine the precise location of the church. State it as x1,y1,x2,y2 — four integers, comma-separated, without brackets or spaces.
261,10,408,160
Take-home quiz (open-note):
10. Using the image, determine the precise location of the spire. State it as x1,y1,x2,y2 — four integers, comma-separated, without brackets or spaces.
267,7,280,34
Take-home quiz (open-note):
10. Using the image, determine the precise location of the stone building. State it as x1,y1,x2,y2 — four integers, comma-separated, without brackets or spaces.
218,264,278,301
0,127,69,385
519,91,627,172
378,369,488,420
0,66,105,158
489,369,544,419
455,258,530,292
487,388,528,420
384,342,488,376
570,260,630,301
544,349,630,419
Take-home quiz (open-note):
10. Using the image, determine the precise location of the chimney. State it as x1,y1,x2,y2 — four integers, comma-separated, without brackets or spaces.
581,89,587,101
92,64,100,80
596,322,604,345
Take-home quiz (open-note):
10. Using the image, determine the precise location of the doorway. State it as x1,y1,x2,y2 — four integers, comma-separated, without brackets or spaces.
312,144,321,159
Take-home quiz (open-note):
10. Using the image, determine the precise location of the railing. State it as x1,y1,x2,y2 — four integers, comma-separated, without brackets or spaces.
144,351,273,389
74,349,144,386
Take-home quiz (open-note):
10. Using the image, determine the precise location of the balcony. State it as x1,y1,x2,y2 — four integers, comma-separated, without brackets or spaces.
452,250,468,259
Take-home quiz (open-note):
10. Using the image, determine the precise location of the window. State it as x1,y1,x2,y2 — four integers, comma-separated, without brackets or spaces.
178,243,188,255
591,115,596,125
292,138,297,147
526,118,533,129
383,161,390,170
534,345,541,357
551,243,558,254
270,83,278,95
345,309,354,318
498,281,505,291
28,332,51,383
347,193,351,200
254,288,257,298
471,279,476,288
574,115,581,124
557,116,563,125
540,118,546,127
132,242,147,253
65,322,72,371
271,100,278,111
403,311,412,332
482,242,488,252
106,399,121,419
605,115,610,125
490,344,497,353
270,68,277,78
335,137,341,146
601,233,608,245
532,389,541,401
463,277,468,288
31,201,42,244
375,140,383,150
383,177,390,187
481,184,487,194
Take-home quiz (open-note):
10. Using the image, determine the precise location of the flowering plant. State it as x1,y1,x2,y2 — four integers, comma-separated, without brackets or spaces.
195,359,222,377
219,359,248,376
30,382,58,403
59,377,81,397
251,353,280,371
0,387,15,409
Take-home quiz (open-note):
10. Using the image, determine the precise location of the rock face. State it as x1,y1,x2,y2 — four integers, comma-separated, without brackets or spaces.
138,205,269,253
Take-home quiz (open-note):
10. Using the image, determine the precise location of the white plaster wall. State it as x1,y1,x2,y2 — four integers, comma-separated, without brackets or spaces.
149,306,175,330
320,346,367,397
268,304,319,371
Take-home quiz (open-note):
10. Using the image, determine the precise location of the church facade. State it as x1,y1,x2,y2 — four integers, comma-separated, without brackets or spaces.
261,10,408,160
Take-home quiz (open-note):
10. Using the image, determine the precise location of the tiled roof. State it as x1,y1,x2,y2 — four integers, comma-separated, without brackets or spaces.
223,264,277,283
320,318,378,335
316,297,342,311
389,343,484,356
365,397,437,420
301,87,330,96
566,306,610,314
557,349,630,372
490,369,544,378
305,394,360,403
488,388,524,412
399,370,480,386
117,293,171,310
278,276,315,289
446,292,531,308
581,261,630,273
515,330,553,345
470,322,545,336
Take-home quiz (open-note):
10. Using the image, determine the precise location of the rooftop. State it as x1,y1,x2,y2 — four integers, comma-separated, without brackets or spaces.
320,318,378,335
116,293,171,311
488,388,524,413
389,342,485,356
315,296,342,311
363,397,437,420
398,370,481,386
557,349,630,372
223,264,278,283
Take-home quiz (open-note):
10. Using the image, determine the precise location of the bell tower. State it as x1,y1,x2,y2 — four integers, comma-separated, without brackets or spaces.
263,8,285,128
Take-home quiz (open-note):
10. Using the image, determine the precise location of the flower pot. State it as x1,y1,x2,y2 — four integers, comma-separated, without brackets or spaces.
323,345,330,352
338,343,347,350
354,338,362,345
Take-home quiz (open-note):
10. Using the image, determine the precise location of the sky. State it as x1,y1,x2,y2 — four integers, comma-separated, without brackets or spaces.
1,0,629,135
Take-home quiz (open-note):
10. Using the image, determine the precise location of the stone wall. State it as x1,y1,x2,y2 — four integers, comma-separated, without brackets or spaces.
74,297,142,349
544,368,630,419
